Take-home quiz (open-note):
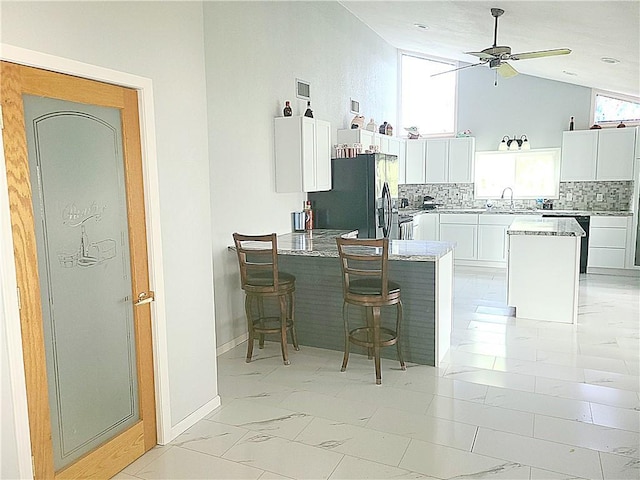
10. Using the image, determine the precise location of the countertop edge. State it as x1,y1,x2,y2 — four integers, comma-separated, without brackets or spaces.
400,208,632,217
507,218,586,237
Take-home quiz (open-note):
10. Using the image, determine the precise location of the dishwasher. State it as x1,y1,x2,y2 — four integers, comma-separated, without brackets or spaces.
543,214,590,273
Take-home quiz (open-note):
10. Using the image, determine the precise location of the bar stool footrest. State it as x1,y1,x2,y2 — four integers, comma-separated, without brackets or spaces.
348,326,399,349
251,316,294,334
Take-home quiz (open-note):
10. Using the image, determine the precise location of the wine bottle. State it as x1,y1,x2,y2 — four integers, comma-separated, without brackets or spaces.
283,101,292,117
304,101,313,118
569,116,574,131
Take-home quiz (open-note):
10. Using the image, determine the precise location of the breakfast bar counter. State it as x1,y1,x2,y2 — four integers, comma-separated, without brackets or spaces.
507,218,585,323
235,230,455,366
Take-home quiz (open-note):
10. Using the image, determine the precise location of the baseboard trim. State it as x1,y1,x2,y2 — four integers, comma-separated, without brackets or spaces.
166,395,221,444
216,332,248,356
586,267,640,277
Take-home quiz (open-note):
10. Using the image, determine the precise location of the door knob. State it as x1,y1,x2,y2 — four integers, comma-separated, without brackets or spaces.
134,291,155,306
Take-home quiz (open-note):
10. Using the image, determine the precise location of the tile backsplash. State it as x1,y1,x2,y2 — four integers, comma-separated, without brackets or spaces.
399,181,633,211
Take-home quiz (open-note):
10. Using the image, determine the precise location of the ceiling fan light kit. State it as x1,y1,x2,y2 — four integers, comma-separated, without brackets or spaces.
431,8,571,83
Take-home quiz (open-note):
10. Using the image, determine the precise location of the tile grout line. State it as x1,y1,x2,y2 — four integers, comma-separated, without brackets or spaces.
598,450,606,480
470,426,479,452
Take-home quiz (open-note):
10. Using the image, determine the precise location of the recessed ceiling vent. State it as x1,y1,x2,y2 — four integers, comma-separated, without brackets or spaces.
350,98,360,114
296,79,310,100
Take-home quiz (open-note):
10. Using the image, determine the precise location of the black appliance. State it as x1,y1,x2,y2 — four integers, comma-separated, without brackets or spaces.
543,214,590,273
422,195,440,210
308,154,399,239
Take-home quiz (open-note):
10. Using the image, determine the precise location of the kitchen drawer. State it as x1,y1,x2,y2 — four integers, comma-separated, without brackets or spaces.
590,216,629,228
589,227,627,248
439,213,478,225
588,247,626,268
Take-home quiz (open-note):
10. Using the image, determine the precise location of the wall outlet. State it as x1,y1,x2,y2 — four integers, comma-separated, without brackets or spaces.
566,193,573,201
596,193,604,202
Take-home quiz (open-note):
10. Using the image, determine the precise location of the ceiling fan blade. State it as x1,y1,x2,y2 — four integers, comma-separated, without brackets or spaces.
509,48,572,60
465,51,496,60
497,62,518,78
430,62,486,78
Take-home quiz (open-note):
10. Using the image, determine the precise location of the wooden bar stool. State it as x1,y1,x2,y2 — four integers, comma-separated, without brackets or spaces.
232,233,299,365
336,236,405,384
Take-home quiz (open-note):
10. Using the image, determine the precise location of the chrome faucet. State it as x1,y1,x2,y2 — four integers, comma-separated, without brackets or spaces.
501,187,514,210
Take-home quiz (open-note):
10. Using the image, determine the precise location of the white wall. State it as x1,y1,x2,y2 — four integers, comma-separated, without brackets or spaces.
1,290,20,479
1,0,217,449
458,65,592,151
203,1,398,347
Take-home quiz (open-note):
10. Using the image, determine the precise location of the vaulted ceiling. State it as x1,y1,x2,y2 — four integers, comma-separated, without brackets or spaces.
341,1,640,97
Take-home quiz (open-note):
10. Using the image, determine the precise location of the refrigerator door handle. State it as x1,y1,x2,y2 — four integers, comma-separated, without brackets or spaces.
381,182,391,237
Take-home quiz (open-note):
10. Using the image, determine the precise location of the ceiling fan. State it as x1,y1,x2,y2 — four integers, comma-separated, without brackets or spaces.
432,8,571,80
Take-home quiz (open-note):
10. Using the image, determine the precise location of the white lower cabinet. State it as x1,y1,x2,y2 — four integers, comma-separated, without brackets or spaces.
588,216,631,269
439,214,478,260
478,225,508,262
414,213,439,241
436,213,542,265
477,215,517,262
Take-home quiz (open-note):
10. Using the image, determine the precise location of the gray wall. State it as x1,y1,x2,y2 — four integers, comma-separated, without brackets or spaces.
204,2,398,348
1,0,218,436
457,65,592,151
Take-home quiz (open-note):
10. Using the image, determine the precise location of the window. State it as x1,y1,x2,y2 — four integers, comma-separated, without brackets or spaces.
592,90,640,126
400,53,456,137
474,149,561,199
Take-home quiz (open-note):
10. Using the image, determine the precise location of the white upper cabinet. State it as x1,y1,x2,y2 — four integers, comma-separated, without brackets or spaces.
313,120,332,191
596,128,636,180
448,137,475,183
425,139,449,183
405,139,426,184
404,137,475,184
337,128,377,151
337,129,406,156
275,116,331,193
561,128,636,181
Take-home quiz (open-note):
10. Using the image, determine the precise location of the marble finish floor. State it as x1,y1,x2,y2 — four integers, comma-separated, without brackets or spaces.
115,268,639,480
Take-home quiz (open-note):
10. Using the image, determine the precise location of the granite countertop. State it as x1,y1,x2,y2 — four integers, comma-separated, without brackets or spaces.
230,229,455,262
507,217,586,237
400,208,632,217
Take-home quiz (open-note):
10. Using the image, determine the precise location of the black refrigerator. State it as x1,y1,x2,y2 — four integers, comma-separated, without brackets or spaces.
308,154,399,239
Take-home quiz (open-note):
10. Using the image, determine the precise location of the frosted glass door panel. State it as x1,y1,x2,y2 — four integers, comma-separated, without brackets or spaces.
23,95,139,470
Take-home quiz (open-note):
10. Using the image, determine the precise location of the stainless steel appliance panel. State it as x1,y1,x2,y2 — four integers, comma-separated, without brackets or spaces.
308,154,397,239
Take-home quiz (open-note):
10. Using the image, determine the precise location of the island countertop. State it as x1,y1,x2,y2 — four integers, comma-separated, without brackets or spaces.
233,229,456,262
507,217,586,237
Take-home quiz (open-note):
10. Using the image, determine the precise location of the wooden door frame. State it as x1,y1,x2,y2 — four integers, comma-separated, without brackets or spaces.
0,44,171,479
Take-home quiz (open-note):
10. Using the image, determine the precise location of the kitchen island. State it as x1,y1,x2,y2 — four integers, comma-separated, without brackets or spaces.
234,230,455,366
507,218,586,323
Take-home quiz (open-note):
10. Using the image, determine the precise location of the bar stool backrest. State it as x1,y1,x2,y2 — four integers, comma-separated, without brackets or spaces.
336,236,390,303
233,233,280,293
